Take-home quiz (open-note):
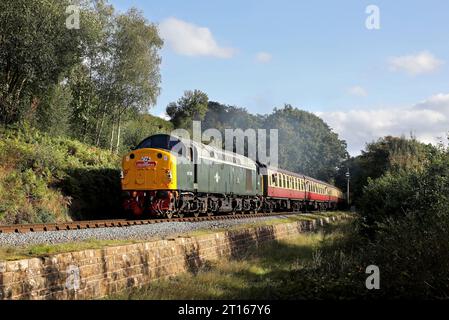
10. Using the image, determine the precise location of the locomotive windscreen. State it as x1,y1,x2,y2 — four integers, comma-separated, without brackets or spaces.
135,134,182,151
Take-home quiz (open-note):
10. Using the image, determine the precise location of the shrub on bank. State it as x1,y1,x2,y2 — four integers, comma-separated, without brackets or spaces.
0,125,121,224
306,147,449,298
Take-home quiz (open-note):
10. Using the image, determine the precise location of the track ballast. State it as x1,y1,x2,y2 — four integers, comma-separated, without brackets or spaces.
0,211,302,234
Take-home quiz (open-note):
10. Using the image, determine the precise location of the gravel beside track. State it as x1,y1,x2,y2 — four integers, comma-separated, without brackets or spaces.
0,214,297,247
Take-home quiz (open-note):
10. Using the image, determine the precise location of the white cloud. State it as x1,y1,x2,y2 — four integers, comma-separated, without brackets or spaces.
388,51,444,75
157,112,171,121
316,93,449,155
159,17,236,58
255,52,272,63
348,86,368,97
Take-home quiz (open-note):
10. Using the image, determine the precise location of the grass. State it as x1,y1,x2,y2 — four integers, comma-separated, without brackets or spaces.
0,211,349,261
0,125,121,224
182,211,349,237
0,239,140,261
109,221,348,300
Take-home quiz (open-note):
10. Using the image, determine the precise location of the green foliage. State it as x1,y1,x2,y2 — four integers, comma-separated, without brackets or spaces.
166,90,209,130
358,146,449,231
120,114,174,153
0,0,83,124
0,0,164,154
313,144,449,298
264,105,348,181
336,136,434,204
0,126,121,224
33,83,73,136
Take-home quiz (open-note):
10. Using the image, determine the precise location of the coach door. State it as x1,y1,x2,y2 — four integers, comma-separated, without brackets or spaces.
191,146,198,191
246,169,253,193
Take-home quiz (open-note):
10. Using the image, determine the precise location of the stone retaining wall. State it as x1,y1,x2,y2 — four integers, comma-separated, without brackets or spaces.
0,215,345,300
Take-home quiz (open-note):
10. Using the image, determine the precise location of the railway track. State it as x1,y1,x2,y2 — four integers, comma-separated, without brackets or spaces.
0,211,300,234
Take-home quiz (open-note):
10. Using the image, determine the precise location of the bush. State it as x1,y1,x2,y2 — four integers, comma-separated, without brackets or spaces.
0,126,121,224
358,148,449,234
317,146,449,298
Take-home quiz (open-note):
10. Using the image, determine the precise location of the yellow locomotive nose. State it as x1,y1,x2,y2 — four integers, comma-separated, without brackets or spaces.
121,148,177,191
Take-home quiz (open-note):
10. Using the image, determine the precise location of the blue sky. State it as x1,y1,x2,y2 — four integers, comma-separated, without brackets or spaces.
110,0,449,154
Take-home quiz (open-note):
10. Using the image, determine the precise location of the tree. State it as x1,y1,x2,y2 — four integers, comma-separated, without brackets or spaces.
102,8,163,153
33,82,72,136
121,114,174,153
263,105,348,181
0,0,83,124
166,90,209,130
336,136,435,205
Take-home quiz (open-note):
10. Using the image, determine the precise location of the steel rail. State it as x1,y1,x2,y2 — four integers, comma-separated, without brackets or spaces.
0,211,303,234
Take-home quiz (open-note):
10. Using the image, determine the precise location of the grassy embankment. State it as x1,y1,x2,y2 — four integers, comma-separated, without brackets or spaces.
111,219,355,300
0,126,121,224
